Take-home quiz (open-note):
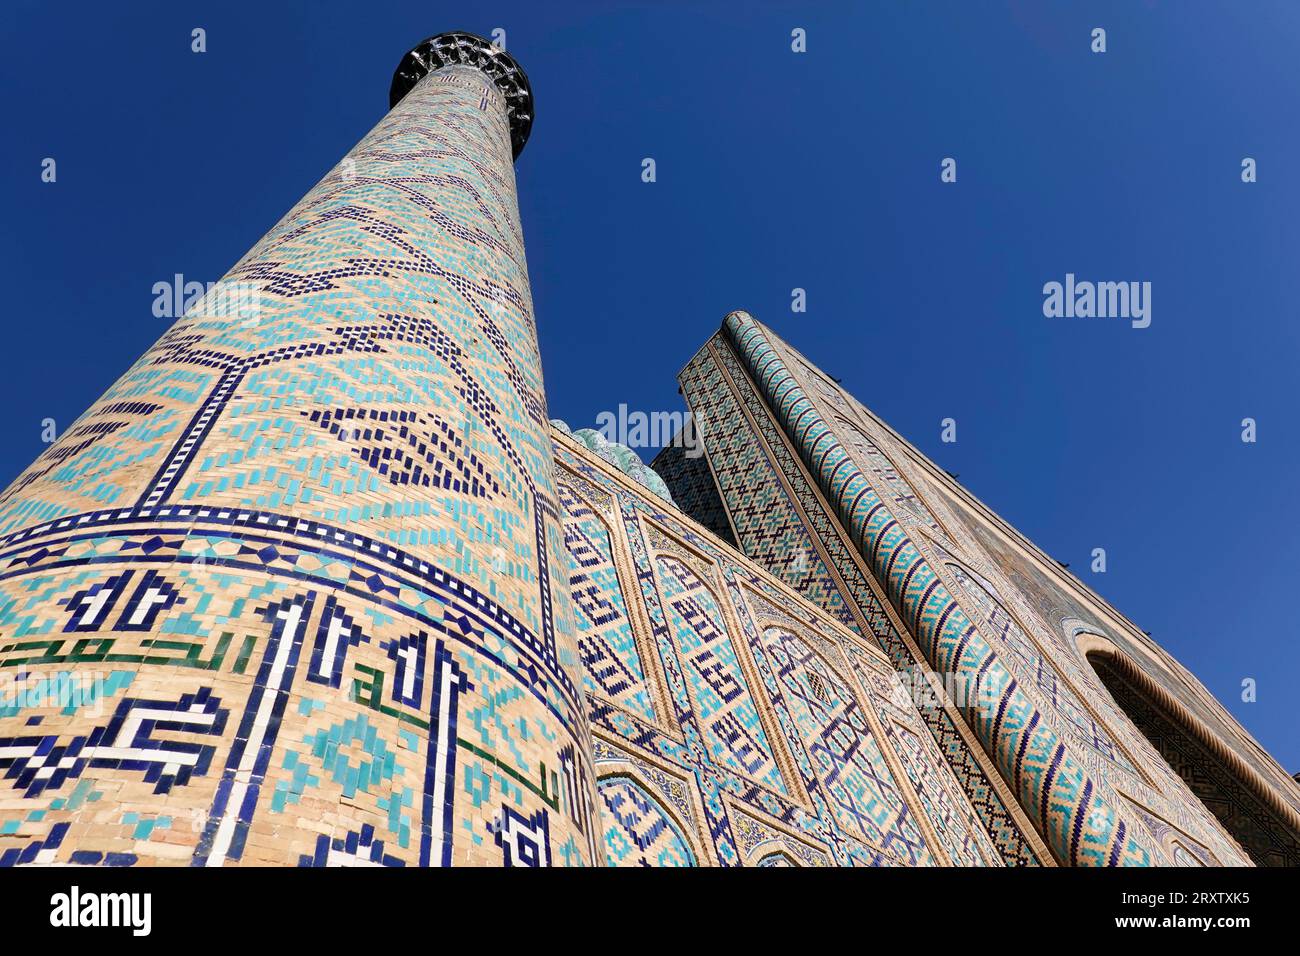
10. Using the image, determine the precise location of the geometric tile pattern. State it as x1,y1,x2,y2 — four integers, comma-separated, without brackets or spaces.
826,413,942,537
556,430,998,866
914,469,1299,864
656,555,787,795
756,624,929,862
558,479,655,722
773,330,1284,867
679,334,1045,866
943,558,1140,776
773,342,1286,866
0,63,598,866
0,36,1278,870
648,441,735,547
843,637,997,866
1096,658,1300,866
678,348,857,631
920,464,1300,847
722,310,1158,866
598,775,696,867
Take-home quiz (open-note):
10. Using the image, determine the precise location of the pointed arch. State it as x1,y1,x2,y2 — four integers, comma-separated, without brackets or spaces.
1078,633,1300,866
755,849,800,866
596,772,697,867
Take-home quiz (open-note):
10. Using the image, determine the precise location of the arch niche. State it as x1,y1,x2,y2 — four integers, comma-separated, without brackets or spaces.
1078,634,1300,867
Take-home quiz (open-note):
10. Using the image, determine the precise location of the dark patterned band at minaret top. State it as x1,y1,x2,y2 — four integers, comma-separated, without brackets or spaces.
390,31,534,159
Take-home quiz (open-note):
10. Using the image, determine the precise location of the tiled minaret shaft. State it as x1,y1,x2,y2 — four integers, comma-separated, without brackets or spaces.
0,33,600,867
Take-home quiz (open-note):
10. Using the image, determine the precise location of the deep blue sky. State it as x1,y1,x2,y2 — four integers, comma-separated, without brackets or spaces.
3,2,1298,772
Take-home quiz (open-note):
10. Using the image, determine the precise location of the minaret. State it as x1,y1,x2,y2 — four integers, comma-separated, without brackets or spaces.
0,32,599,867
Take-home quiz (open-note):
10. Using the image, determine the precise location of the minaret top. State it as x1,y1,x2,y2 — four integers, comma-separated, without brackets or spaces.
389,31,534,159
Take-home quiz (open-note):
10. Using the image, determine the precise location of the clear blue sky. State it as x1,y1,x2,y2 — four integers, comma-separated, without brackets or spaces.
2,1,1297,772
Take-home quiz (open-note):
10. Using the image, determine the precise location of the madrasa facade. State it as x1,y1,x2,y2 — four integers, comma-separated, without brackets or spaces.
0,32,1296,869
